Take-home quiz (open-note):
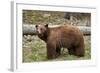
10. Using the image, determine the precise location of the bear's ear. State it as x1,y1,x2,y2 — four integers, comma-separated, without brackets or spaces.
45,24,48,28
35,25,38,28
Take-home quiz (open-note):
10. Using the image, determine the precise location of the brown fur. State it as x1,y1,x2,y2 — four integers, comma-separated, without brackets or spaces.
35,24,85,59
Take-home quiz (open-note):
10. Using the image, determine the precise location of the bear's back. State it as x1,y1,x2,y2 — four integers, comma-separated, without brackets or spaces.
49,25,82,38
48,25,83,48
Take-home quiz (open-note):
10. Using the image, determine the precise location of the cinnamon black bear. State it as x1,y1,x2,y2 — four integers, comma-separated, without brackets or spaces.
35,24,85,59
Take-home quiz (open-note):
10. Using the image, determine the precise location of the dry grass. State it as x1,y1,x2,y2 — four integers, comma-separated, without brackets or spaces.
22,10,91,62
23,36,91,62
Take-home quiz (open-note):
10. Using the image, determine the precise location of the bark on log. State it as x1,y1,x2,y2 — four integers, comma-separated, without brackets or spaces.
23,25,91,35
23,25,37,35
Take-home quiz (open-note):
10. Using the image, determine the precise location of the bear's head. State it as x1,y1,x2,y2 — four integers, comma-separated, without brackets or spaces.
35,24,48,37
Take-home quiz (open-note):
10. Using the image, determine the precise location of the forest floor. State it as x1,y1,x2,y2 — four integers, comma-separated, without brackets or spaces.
23,35,91,62
22,10,91,62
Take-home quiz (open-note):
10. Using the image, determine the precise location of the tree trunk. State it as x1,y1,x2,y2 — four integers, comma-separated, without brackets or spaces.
23,24,91,35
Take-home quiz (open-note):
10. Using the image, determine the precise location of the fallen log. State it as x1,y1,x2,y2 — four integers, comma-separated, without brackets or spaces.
23,25,37,35
23,24,91,35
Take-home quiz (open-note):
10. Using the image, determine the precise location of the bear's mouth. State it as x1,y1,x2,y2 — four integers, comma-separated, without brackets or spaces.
38,34,43,37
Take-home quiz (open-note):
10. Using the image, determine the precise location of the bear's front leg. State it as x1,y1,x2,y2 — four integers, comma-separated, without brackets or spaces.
56,48,61,56
68,48,75,55
46,43,58,59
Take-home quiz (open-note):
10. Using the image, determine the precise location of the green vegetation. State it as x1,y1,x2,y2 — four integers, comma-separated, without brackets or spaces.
23,10,91,26
23,36,91,62
23,10,66,24
22,10,91,62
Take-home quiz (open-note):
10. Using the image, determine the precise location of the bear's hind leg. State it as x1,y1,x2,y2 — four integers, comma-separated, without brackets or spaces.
75,47,85,57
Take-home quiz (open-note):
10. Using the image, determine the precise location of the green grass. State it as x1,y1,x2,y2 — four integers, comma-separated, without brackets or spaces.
23,36,91,63
22,10,91,62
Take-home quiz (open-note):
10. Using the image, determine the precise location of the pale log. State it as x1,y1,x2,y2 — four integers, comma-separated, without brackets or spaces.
23,25,91,35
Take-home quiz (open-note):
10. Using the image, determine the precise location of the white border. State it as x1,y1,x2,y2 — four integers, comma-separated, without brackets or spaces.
11,1,97,72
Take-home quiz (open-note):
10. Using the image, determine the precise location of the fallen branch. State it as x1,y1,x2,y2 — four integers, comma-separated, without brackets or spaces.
23,24,91,35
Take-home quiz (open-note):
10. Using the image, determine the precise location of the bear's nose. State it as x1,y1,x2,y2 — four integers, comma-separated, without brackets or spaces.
37,30,41,34
35,30,39,34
